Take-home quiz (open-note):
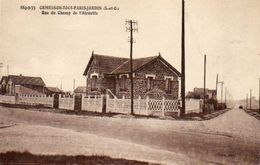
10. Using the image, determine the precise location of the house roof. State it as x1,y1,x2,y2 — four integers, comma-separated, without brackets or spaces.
4,75,45,86
83,54,128,75
0,76,8,84
83,53,181,76
74,86,87,93
111,56,158,74
45,87,63,93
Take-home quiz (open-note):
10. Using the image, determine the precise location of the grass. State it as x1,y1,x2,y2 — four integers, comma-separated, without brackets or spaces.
0,151,150,164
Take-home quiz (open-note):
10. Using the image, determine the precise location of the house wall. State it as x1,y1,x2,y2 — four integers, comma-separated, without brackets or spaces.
86,60,116,95
116,59,179,99
15,85,45,95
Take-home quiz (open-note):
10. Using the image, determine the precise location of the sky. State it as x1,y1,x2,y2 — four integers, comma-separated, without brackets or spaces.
0,0,259,100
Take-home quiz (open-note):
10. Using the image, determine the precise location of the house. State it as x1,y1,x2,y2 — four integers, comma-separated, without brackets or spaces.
0,75,46,96
83,52,181,99
186,87,217,100
74,86,87,96
44,87,64,96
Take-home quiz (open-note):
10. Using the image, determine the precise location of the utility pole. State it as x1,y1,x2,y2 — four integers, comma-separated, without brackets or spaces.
246,93,248,109
216,74,218,102
126,19,138,115
203,55,206,113
7,65,9,75
218,81,224,103
180,0,186,117
0,63,3,78
250,89,252,110
73,79,75,91
225,87,227,104
259,78,260,113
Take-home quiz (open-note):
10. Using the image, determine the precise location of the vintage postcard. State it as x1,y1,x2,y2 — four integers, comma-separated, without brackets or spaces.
0,0,259,164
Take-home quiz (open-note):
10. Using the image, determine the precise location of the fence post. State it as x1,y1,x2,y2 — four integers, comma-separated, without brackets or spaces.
113,97,116,113
81,95,84,111
122,95,125,113
146,96,149,115
106,94,109,113
100,95,103,113
138,96,141,115
162,96,165,116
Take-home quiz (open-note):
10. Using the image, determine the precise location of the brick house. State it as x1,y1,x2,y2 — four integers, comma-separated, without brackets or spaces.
0,75,46,96
186,87,217,100
83,52,181,99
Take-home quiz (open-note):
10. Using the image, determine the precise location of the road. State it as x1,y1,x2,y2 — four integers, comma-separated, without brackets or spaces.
0,106,259,165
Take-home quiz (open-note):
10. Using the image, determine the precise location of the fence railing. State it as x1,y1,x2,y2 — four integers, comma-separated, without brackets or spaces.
82,95,103,112
17,94,54,108
0,95,16,104
0,94,204,117
107,95,180,116
59,95,74,110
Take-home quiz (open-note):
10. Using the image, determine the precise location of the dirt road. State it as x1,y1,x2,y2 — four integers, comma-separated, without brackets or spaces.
0,106,259,164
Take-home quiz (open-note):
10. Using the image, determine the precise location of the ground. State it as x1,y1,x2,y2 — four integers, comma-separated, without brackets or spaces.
0,106,259,165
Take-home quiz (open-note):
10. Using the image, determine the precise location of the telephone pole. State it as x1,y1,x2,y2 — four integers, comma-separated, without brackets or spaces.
259,78,260,113
126,19,138,115
250,89,252,110
203,55,206,113
216,74,218,102
225,87,227,104
218,81,224,103
180,0,186,117
246,93,248,109
7,65,9,75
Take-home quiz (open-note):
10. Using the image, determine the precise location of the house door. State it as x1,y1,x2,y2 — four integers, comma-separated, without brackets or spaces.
74,95,82,111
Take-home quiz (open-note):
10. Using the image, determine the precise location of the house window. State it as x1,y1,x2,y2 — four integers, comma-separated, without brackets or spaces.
145,74,155,91
120,75,127,91
91,75,97,91
165,78,172,93
147,77,154,90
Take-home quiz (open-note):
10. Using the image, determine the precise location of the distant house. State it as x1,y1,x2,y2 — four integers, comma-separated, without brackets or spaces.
83,52,181,99
44,87,64,96
0,75,45,96
186,87,216,100
74,86,87,96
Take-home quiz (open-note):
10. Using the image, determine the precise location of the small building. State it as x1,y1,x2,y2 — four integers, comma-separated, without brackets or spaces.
186,87,216,100
83,52,181,99
44,87,64,96
0,75,45,96
73,86,88,96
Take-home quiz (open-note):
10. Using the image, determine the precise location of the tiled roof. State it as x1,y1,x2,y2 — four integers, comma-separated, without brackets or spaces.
74,86,87,93
7,75,45,86
111,56,158,74
45,87,63,93
83,54,128,75
83,53,181,76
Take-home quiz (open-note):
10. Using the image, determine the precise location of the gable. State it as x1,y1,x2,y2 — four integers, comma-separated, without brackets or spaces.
135,58,180,79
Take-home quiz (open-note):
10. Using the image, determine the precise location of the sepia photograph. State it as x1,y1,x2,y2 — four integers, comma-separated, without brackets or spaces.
0,0,259,164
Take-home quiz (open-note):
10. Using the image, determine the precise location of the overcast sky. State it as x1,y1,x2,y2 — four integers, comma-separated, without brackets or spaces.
0,0,259,100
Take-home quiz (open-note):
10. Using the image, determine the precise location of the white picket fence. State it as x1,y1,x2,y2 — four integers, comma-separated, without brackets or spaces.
17,94,54,107
106,95,180,116
0,95,16,104
59,95,74,110
82,95,103,112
